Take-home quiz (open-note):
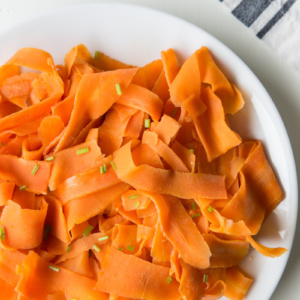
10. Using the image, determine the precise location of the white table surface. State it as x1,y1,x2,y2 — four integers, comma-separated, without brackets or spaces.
0,0,299,299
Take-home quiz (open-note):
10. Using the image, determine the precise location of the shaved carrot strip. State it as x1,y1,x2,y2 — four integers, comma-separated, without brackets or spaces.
113,140,227,199
55,68,138,151
48,139,102,191
95,247,180,300
1,199,47,249
52,166,121,205
144,192,211,269
16,251,108,300
0,155,51,194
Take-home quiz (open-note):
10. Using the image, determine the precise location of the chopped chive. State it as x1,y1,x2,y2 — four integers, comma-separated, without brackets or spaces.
191,213,201,218
189,148,194,154
170,108,178,118
98,235,109,242
167,276,173,284
192,202,197,210
144,118,151,128
135,201,140,209
128,194,139,200
127,245,135,252
95,51,99,60
45,156,54,161
31,164,39,175
110,161,116,170
117,247,123,251
203,274,208,283
82,225,93,237
115,83,122,95
92,244,101,253
43,224,51,241
1,142,5,147
0,208,2,213
67,245,70,253
100,164,107,174
207,206,214,213
48,265,60,272
76,147,89,155
0,226,5,241
19,185,26,191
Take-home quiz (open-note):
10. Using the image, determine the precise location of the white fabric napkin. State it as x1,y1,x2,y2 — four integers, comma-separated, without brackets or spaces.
219,0,300,74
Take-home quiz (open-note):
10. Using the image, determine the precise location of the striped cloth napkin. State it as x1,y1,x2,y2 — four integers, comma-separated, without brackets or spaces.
219,0,300,73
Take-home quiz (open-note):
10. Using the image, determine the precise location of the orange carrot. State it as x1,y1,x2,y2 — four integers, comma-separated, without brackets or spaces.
0,44,286,300
95,247,180,300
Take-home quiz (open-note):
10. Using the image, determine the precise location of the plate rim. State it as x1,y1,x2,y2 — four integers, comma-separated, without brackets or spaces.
0,2,298,299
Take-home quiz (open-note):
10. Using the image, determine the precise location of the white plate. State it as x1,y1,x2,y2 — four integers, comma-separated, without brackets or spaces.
0,3,297,300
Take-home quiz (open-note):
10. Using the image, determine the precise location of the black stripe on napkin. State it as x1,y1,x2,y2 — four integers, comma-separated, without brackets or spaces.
231,0,274,27
257,0,297,38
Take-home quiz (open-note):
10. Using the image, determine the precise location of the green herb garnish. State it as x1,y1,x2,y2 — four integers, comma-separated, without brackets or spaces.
110,161,116,170
207,206,214,213
167,276,173,284
92,244,101,253
128,194,139,200
0,226,5,241
48,265,60,272
43,224,51,241
76,147,89,155
98,235,109,242
144,118,151,128
31,164,39,175
170,108,178,118
191,213,201,218
127,245,135,252
115,83,122,95
82,225,93,237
